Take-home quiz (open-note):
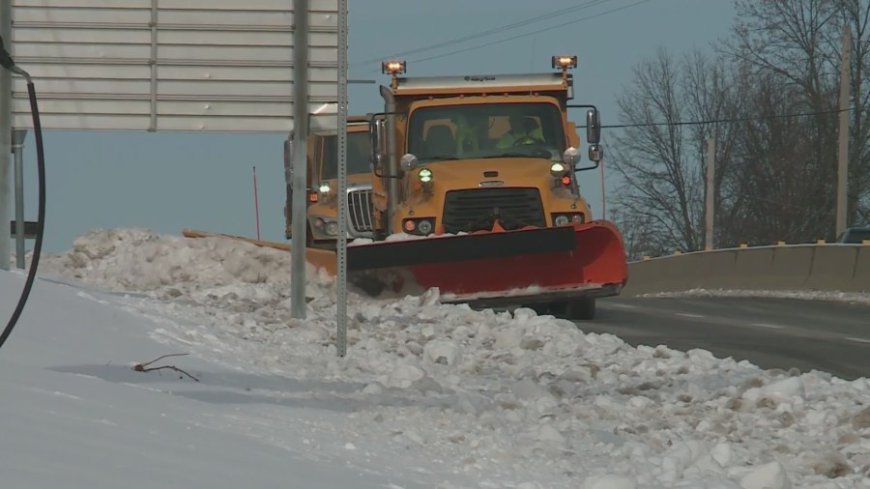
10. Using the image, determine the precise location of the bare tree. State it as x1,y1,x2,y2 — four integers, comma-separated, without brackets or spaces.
728,70,834,244
609,48,744,254
681,50,745,247
722,0,870,233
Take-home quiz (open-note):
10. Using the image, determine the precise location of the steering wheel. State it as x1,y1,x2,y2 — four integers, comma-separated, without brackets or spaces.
512,137,551,158
512,136,538,147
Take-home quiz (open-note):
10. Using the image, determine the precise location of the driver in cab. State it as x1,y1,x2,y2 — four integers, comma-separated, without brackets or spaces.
496,115,544,149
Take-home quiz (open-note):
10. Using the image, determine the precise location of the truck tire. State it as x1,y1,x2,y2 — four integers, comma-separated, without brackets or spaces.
566,297,595,320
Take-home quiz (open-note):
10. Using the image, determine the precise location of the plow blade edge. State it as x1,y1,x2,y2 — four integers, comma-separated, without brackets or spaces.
347,221,628,308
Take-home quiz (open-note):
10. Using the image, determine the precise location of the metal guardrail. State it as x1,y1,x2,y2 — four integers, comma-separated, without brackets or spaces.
623,242,870,296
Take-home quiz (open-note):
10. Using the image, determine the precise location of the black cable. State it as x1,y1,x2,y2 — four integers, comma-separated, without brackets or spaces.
350,0,649,74
577,107,853,129
0,36,45,352
352,0,615,67
406,0,650,65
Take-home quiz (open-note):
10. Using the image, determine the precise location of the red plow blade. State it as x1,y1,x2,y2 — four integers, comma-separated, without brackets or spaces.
347,220,628,309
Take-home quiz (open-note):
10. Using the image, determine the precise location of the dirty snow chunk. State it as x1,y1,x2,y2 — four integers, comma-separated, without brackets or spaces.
711,442,733,467
851,406,870,429
386,363,425,389
762,377,805,400
511,378,550,402
423,340,459,366
536,424,566,447
743,377,805,405
739,461,790,489
581,474,636,489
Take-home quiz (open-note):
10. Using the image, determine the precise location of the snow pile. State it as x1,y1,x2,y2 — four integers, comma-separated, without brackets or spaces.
640,288,870,305
35,228,870,488
39,228,333,298
349,230,470,246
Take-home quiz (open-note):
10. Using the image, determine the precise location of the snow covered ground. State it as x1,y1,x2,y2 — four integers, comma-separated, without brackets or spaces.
2,227,870,488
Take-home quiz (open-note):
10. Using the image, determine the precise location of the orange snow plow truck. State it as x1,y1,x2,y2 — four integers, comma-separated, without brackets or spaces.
343,56,629,319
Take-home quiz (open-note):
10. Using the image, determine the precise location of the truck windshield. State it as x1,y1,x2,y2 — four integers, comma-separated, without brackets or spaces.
321,131,372,179
407,102,566,161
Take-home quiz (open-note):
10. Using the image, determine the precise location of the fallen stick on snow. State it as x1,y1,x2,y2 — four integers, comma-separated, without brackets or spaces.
132,353,200,382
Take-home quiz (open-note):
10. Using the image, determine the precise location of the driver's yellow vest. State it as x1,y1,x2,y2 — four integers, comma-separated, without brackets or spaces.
496,127,543,149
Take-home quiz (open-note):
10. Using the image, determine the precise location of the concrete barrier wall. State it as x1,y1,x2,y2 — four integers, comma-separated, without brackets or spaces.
623,244,870,296
853,246,870,291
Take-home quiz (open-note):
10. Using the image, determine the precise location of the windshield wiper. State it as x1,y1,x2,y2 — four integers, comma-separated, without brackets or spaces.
425,155,459,161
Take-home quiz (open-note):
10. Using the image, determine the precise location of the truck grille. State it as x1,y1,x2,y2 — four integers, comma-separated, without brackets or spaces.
347,188,373,234
442,188,546,234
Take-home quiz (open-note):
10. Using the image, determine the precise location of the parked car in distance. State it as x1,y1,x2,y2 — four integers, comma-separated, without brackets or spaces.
837,226,870,243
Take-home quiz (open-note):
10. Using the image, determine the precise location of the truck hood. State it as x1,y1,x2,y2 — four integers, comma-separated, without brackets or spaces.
322,172,373,189
417,157,560,188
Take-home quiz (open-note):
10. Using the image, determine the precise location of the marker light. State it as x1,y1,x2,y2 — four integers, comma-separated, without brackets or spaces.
417,219,434,235
418,168,433,183
550,162,566,176
551,55,578,70
382,59,406,75
561,175,572,186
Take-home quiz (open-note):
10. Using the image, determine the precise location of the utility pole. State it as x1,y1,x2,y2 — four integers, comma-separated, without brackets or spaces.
0,0,12,271
705,137,715,251
290,0,309,319
836,25,851,238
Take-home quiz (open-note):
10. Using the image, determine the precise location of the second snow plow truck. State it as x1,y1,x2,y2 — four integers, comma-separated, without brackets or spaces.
344,56,628,319
284,115,375,249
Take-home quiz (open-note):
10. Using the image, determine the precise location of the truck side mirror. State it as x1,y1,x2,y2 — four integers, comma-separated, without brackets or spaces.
588,143,603,163
586,109,601,145
371,117,387,171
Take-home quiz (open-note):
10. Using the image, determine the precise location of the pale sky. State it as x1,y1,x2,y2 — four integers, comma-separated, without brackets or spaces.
13,0,736,253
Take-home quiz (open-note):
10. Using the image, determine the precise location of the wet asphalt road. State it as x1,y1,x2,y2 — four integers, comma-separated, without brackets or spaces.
575,296,870,381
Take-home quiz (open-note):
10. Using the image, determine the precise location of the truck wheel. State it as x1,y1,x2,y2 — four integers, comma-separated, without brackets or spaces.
566,297,595,320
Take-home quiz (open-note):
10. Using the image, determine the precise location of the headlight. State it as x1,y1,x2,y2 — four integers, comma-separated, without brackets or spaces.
552,213,585,226
312,216,340,237
550,162,566,176
318,183,331,194
417,219,434,235
418,168,433,183
402,217,436,236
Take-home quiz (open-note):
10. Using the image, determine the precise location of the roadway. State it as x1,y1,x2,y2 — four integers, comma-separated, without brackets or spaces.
578,296,870,381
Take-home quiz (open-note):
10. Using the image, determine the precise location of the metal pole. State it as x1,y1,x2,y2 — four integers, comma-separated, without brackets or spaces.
0,0,12,271
290,0,309,319
836,25,851,238
336,0,348,357
599,154,606,220
705,137,715,251
12,128,24,269
252,165,261,241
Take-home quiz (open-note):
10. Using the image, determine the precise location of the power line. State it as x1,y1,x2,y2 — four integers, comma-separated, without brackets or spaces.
351,0,615,67
585,107,853,129
407,0,650,65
